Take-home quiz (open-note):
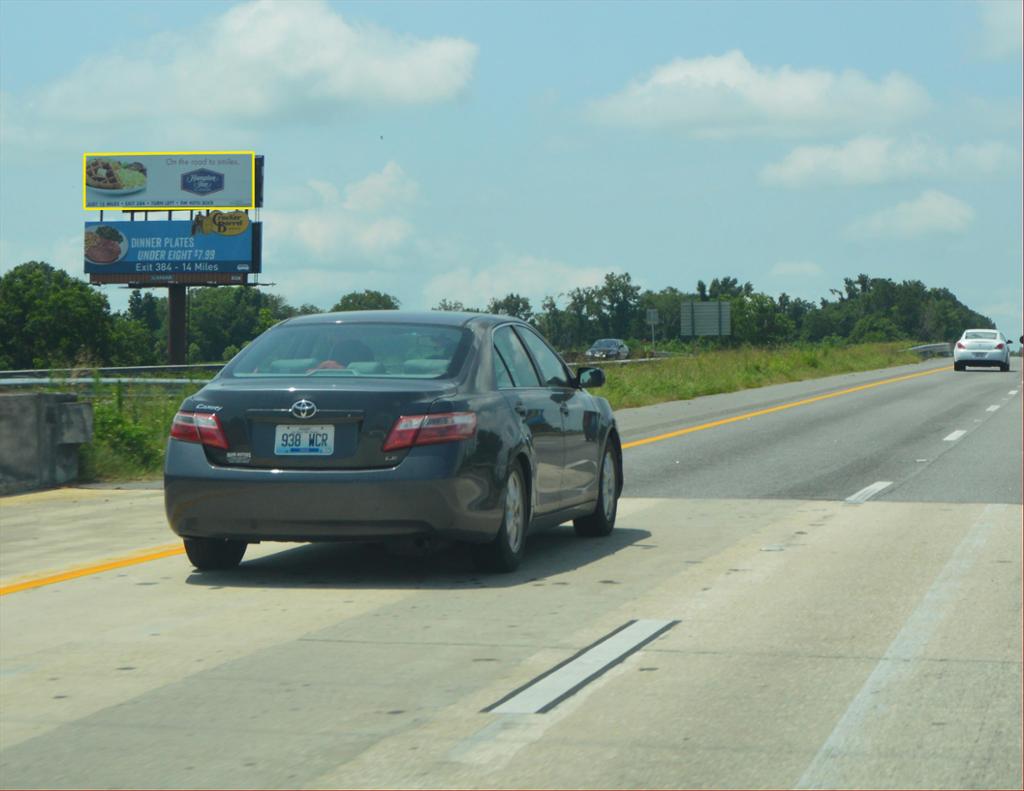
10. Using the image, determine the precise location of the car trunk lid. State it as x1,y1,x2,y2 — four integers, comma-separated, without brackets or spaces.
184,378,458,469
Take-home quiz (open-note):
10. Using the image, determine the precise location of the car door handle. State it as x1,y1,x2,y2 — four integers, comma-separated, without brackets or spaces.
514,402,527,417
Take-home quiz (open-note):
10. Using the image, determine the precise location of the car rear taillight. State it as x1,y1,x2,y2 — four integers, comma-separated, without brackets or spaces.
956,342,966,349
170,411,229,450
995,343,1005,349
382,412,477,452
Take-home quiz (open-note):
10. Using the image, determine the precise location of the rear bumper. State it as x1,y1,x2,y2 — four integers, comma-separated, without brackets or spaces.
953,350,1008,367
164,440,502,543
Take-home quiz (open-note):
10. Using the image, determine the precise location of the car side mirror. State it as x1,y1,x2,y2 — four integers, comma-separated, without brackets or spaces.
577,366,605,388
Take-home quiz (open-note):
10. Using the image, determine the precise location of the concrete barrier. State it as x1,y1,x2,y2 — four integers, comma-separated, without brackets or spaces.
0,393,93,496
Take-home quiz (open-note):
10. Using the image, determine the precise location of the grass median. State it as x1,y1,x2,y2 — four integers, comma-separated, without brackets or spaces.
599,341,923,409
66,342,923,481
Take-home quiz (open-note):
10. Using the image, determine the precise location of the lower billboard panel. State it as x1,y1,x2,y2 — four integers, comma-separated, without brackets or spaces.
84,218,260,279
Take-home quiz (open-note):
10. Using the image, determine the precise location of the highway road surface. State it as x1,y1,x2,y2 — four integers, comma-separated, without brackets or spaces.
1,358,1021,789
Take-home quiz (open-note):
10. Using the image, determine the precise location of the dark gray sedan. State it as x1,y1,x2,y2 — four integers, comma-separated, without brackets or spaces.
164,311,622,573
586,338,629,360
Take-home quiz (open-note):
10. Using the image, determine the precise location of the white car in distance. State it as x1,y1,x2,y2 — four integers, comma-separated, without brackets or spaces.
953,329,1012,372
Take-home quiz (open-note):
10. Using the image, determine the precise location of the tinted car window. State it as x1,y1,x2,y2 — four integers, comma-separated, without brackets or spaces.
493,326,541,387
517,327,570,388
964,331,998,340
223,323,469,379
494,349,515,389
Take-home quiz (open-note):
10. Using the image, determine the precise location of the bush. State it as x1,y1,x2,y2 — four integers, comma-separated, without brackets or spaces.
74,381,195,481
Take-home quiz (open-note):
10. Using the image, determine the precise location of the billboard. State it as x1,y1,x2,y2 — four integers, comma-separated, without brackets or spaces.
84,216,260,277
83,151,256,210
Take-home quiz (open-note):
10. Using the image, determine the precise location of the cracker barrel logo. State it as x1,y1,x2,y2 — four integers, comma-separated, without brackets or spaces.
191,211,250,237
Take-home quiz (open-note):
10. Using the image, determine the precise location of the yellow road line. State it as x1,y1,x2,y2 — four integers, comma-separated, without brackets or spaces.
2,365,948,596
0,543,184,596
622,365,950,450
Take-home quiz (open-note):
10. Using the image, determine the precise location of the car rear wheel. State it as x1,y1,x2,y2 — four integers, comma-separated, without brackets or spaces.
574,444,619,537
1000,362,1010,372
954,361,965,371
183,537,247,570
472,465,527,573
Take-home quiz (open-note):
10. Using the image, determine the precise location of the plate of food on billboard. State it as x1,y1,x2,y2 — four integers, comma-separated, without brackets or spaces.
84,225,127,265
85,159,148,197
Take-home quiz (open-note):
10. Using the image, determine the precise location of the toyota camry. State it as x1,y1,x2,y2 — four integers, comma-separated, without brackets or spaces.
164,311,622,573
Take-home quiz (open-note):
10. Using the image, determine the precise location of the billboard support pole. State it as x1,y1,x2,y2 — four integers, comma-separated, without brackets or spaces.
168,285,187,364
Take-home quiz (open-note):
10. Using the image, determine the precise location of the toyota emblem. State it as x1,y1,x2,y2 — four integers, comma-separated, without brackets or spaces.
290,399,318,419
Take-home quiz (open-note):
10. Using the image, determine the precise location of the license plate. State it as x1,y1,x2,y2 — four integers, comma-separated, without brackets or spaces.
274,424,334,455
974,353,988,358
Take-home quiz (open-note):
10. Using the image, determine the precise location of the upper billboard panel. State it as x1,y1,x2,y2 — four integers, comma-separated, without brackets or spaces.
83,151,255,210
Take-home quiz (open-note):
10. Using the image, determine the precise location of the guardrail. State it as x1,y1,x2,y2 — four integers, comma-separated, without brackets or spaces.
907,343,952,358
0,377,212,388
574,356,667,366
0,355,669,389
0,363,223,389
0,363,224,378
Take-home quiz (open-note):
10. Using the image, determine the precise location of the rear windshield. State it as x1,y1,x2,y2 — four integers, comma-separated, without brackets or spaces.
593,339,620,347
222,323,471,379
964,331,998,339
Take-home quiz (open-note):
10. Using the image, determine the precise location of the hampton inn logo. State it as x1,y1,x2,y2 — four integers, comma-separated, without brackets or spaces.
181,168,225,196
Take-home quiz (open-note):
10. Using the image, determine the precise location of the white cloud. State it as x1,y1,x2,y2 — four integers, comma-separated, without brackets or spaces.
262,162,417,261
978,1,1023,59
422,255,608,310
343,162,418,211
761,137,1020,186
981,300,1023,318
769,261,823,277
0,234,82,279
954,140,1022,172
261,267,408,311
13,0,476,131
590,50,930,137
846,190,974,239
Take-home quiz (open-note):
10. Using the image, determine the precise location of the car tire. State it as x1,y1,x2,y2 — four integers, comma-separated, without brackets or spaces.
183,537,247,571
472,465,528,573
574,444,619,538
954,361,965,371
1000,362,1010,372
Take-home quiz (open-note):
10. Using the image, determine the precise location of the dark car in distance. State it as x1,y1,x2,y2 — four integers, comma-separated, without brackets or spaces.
586,338,629,360
164,311,622,573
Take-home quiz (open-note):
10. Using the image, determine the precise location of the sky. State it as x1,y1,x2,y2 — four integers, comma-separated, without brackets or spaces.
0,0,1021,340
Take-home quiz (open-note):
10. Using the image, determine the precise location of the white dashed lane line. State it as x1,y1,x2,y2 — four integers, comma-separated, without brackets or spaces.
851,388,1010,504
845,481,893,504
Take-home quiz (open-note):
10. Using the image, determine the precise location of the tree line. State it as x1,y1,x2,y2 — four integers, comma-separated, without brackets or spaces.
0,261,993,370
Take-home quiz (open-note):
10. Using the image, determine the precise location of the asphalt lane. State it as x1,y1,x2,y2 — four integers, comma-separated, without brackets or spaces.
1,358,1021,789
621,359,1022,504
